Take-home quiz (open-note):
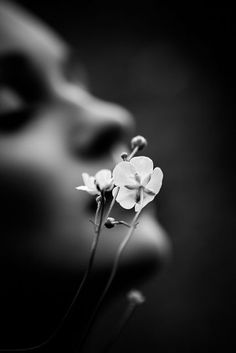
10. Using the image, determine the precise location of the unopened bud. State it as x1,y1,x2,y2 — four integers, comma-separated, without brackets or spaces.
121,152,128,161
127,289,145,305
105,217,116,229
131,135,147,151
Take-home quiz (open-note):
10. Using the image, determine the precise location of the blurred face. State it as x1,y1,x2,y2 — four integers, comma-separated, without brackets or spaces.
0,1,170,347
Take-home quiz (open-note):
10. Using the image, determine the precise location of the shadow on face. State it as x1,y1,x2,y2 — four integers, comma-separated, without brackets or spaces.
0,1,170,348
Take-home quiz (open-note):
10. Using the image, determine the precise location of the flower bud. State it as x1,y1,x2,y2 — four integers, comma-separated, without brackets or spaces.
105,217,116,229
127,289,145,305
131,135,147,151
121,152,128,161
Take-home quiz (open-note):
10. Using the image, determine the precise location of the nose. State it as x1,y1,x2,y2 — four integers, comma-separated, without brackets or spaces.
73,93,135,159
55,82,135,159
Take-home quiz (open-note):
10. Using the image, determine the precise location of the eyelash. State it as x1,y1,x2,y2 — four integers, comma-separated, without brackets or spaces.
0,107,34,133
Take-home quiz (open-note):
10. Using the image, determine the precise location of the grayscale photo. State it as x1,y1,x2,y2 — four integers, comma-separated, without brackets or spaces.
0,2,235,353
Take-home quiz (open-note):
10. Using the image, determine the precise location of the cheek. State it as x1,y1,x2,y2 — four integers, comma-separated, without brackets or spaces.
0,167,49,244
0,158,93,275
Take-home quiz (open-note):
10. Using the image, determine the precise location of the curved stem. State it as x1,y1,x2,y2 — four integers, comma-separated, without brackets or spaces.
50,194,105,341
94,200,101,231
0,195,106,353
116,221,130,228
78,205,142,351
103,145,139,225
103,187,119,222
66,195,104,308
127,146,139,161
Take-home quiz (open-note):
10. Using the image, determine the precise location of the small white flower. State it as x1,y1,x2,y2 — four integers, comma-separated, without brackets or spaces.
112,156,163,212
76,169,114,195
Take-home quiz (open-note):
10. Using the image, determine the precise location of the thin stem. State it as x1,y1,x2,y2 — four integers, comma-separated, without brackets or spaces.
116,221,130,228
78,204,143,351
94,200,101,231
70,195,104,306
0,196,106,353
103,145,139,225
49,195,105,340
102,303,137,353
103,187,119,222
127,146,139,161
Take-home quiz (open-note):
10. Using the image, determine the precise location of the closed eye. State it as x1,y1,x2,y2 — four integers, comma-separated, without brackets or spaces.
0,52,49,133
0,52,49,103
0,107,35,133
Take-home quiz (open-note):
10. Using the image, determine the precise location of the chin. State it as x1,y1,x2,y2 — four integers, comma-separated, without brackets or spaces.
93,207,171,289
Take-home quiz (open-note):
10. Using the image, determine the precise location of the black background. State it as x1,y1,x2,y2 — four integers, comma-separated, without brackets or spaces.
14,2,236,352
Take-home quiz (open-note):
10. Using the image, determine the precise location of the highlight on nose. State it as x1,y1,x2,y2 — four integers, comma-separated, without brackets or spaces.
71,97,135,160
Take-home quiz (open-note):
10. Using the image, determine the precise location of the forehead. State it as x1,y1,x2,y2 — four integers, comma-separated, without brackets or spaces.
0,1,68,64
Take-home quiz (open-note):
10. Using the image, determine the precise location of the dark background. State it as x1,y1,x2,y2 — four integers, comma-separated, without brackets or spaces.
16,2,236,352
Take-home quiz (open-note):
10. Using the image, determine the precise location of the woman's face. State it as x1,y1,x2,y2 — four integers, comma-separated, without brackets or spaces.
0,1,170,345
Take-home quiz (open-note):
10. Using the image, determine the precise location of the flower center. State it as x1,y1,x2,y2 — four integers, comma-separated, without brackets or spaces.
135,186,143,203
134,173,141,184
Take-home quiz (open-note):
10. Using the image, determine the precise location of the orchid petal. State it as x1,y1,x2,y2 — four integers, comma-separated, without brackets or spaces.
130,156,153,182
75,185,98,195
145,167,163,194
113,161,137,187
95,169,113,191
115,186,137,209
82,173,97,191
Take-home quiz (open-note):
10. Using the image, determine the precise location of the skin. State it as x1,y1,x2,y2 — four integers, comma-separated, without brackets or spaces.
0,1,170,351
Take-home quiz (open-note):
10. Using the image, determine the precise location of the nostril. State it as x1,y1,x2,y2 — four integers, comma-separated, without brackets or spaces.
70,100,134,160
76,125,124,160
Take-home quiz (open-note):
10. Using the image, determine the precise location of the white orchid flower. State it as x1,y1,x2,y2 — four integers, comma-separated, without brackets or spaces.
76,169,114,195
112,156,163,212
